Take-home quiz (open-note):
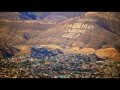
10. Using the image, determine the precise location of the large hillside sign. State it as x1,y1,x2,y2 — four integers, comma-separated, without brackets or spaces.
62,18,97,39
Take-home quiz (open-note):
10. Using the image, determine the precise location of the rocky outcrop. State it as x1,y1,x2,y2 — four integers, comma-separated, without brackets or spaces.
95,48,120,62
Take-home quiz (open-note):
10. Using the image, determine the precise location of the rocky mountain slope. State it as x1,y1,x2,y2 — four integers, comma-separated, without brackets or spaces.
29,12,120,51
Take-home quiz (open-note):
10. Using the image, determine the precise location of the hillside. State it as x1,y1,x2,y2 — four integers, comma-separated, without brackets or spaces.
29,12,120,51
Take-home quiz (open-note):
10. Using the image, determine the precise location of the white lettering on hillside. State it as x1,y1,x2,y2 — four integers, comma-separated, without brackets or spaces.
62,33,81,39
62,19,96,39
67,23,95,29
78,18,97,22
65,28,86,33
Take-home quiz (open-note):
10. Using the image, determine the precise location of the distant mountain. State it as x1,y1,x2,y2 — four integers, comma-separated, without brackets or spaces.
24,12,85,19
20,12,37,20
28,12,120,51
0,12,36,20
42,15,68,24
1,12,120,59
0,12,20,20
0,12,71,47
0,12,85,21
1,12,120,51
